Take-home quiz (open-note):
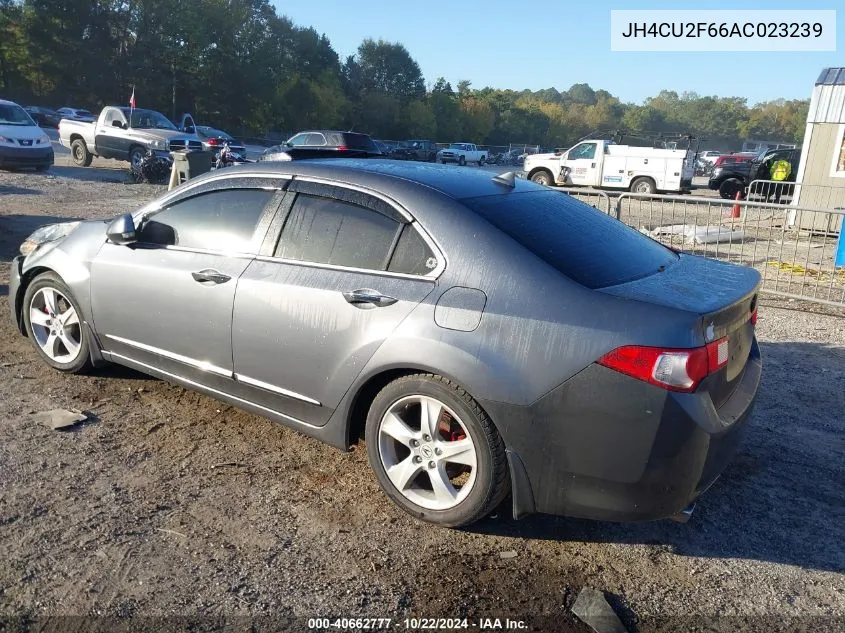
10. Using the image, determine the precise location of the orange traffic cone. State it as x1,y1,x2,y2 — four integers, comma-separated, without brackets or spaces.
731,190,742,218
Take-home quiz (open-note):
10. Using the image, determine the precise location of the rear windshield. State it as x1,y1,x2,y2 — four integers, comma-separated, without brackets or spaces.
327,132,377,151
462,190,678,289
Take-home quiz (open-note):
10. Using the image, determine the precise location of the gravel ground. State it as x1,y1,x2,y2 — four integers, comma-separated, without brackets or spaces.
0,167,843,633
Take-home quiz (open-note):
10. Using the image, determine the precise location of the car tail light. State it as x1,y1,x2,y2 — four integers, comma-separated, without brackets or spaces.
336,145,348,151
598,339,728,393
750,307,758,325
207,138,218,146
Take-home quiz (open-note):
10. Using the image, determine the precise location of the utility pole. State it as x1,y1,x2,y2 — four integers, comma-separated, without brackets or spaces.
171,61,176,121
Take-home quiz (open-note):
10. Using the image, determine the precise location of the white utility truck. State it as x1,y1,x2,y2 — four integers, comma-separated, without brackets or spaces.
522,139,695,194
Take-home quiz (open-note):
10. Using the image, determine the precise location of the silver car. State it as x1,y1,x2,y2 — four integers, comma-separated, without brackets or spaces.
9,160,762,528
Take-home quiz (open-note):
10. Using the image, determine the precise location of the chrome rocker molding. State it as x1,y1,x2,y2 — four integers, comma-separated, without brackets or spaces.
104,351,321,430
103,334,321,407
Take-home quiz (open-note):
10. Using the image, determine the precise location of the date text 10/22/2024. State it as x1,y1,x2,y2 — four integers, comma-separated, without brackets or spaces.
307,618,528,631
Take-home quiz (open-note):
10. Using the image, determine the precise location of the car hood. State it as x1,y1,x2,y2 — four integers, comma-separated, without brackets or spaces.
0,124,47,141
127,128,198,143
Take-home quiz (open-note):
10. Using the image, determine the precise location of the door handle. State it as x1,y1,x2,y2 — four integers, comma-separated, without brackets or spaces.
191,269,231,285
342,288,398,307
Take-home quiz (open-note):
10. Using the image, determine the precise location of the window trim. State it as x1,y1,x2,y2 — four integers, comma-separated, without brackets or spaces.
262,177,446,279
132,172,291,222
830,123,845,178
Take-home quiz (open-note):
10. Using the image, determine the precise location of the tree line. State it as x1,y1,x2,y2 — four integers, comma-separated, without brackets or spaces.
0,0,809,149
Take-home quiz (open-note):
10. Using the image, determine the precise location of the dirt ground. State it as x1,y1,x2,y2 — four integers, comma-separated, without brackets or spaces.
0,167,843,633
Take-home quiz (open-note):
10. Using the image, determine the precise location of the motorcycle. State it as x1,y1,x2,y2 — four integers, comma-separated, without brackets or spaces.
130,149,172,184
694,158,714,178
214,140,250,169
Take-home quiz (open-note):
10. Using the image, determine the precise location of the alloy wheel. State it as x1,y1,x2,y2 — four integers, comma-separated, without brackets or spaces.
377,395,478,511
28,287,83,364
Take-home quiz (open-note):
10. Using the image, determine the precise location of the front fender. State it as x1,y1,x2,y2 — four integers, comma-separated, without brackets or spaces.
17,220,109,334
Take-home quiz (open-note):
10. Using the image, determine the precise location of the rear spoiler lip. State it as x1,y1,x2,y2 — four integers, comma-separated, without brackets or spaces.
700,281,761,343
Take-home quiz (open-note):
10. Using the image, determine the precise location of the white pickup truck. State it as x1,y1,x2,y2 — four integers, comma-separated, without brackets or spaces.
59,106,202,168
437,143,488,166
522,139,695,194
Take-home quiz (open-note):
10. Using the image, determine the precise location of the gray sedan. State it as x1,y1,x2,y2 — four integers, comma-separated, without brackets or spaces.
9,160,762,528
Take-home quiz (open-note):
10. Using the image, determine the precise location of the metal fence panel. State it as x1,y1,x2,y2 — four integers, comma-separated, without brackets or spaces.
614,193,845,307
748,179,845,221
558,188,612,215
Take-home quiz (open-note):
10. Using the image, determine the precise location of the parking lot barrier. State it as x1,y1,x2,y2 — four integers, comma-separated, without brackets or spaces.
614,192,845,308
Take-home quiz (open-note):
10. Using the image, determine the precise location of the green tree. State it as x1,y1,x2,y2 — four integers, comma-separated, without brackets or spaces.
343,38,425,102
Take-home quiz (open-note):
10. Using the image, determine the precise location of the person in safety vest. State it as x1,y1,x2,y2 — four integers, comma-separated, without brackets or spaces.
770,159,791,182
768,158,792,204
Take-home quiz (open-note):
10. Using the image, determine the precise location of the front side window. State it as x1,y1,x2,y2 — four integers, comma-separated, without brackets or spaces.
137,189,274,252
275,194,402,271
568,143,597,160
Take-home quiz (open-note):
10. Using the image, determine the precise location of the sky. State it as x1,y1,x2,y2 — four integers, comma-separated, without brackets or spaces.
271,0,843,105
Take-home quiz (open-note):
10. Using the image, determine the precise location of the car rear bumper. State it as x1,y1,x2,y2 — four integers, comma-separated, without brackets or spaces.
0,146,54,168
481,337,762,522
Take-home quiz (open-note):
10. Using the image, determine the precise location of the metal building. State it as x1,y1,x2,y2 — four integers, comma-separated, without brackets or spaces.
791,67,845,232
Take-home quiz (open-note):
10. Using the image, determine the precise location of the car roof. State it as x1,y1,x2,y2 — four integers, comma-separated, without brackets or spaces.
196,158,540,201
0,99,21,106
295,130,372,136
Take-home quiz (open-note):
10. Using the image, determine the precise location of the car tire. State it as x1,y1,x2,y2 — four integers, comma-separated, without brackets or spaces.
129,146,146,169
458,156,466,166
429,153,437,162
22,272,92,374
365,373,510,528
530,169,554,186
35,165,50,173
719,178,744,200
630,177,657,194
478,156,485,166
70,139,92,167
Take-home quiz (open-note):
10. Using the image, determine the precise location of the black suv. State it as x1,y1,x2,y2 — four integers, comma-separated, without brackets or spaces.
260,130,383,161
708,147,801,202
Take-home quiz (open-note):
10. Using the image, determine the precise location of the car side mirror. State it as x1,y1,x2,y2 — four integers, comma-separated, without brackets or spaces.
106,214,136,245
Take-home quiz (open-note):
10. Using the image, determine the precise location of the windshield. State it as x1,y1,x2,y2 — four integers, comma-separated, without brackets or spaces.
78,110,92,116
0,103,37,126
462,190,677,289
121,108,176,130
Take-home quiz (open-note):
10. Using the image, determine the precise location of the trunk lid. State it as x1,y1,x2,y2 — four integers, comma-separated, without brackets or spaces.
601,254,760,406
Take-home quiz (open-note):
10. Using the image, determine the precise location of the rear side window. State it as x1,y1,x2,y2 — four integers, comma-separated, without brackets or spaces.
138,189,274,252
341,133,378,151
388,225,437,275
275,194,401,270
462,191,677,289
